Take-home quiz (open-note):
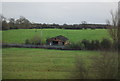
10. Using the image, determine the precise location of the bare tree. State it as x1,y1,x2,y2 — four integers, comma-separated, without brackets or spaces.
71,55,89,79
118,2,120,51
117,8,120,80
106,10,118,43
91,51,118,79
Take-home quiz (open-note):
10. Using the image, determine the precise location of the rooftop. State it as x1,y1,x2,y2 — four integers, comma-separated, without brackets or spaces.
47,35,68,41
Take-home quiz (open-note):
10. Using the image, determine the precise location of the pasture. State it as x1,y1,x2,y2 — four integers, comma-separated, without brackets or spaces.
2,48,100,79
2,29,113,79
2,29,111,44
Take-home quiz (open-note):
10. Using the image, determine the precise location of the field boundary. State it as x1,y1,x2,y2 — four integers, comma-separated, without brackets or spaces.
2,43,81,50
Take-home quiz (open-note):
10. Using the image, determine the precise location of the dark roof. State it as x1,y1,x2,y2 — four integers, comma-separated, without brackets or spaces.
47,35,68,41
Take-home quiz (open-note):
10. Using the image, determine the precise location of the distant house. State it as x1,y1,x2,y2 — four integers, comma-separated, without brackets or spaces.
46,35,69,46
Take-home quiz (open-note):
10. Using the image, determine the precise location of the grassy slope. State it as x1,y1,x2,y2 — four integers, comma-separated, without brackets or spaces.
2,29,111,44
3,48,99,79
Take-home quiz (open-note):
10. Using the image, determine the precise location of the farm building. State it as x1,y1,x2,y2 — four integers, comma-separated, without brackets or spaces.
46,35,69,46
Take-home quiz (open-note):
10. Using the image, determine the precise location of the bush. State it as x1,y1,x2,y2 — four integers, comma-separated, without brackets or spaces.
112,41,120,51
90,40,96,50
67,39,112,50
72,51,118,79
65,42,85,50
25,35,42,45
25,39,31,45
31,35,42,45
78,43,85,50
81,39,112,50
90,51,118,79
66,39,101,50
81,39,91,50
101,39,112,50
71,55,89,79
90,40,101,50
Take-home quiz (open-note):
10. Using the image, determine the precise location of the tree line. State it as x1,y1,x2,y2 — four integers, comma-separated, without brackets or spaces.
1,16,31,30
1,15,111,30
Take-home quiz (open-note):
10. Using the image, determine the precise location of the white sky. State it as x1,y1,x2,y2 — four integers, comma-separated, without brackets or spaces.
1,1,119,24
1,0,120,2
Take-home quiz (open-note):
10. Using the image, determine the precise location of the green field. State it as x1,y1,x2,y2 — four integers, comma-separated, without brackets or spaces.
2,29,116,79
3,48,100,79
2,29,111,44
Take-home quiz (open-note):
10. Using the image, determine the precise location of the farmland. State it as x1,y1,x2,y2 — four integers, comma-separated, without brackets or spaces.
2,48,100,79
2,29,111,44
2,29,113,79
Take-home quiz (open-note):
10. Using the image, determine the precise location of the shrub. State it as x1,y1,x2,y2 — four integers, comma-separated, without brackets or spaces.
90,40,96,50
31,35,42,45
25,35,42,45
81,39,91,50
94,40,101,49
90,51,118,79
101,39,112,50
65,42,85,50
118,43,120,51
71,55,89,79
67,39,101,50
25,39,31,45
112,41,120,51
78,43,85,50
72,51,118,79
70,39,112,50
90,40,101,50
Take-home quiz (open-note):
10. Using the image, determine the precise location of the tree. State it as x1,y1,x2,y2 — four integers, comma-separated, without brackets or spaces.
118,1,120,79
81,21,87,29
15,16,31,29
118,2,120,51
106,11,118,43
8,18,15,29
106,4,120,79
63,23,68,29
2,20,9,30
0,15,9,30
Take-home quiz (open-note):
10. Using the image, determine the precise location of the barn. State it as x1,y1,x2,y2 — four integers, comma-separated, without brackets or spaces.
46,35,69,46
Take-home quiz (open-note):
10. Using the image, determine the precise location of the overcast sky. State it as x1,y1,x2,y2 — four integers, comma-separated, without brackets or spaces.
2,2,118,24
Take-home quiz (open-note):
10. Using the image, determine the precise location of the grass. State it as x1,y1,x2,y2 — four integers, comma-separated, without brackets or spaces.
2,48,100,79
2,29,111,44
2,28,116,79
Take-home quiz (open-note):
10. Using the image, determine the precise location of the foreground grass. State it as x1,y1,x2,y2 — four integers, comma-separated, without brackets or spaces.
2,29,111,44
2,48,99,79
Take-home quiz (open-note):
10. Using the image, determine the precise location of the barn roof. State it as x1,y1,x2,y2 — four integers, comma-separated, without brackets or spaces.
47,35,68,41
